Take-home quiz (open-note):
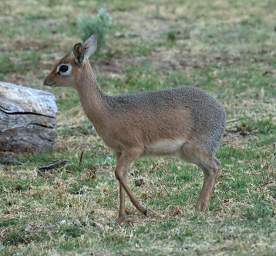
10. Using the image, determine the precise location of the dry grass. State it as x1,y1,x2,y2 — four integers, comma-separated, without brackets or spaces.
0,0,276,255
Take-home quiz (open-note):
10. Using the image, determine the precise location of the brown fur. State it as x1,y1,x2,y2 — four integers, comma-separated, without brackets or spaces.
44,36,226,223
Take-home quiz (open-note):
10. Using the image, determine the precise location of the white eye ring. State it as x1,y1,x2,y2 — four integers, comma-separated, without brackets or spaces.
57,64,72,76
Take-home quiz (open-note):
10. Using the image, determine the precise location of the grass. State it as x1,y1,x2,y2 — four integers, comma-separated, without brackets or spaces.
77,8,112,54
0,0,276,255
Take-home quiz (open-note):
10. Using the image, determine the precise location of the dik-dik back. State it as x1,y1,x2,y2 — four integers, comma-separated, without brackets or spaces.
105,87,225,157
44,34,226,222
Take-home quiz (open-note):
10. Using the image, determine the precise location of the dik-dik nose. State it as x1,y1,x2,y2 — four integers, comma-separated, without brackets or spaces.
43,76,55,86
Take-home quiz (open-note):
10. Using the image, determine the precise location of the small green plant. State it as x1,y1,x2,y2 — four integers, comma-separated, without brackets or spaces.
167,30,177,42
77,8,112,54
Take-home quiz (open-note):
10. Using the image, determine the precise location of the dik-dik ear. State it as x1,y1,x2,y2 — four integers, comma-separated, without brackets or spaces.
73,35,97,66
83,34,97,58
73,42,84,66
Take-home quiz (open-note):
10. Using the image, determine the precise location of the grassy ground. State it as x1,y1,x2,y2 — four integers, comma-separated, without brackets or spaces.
0,0,276,255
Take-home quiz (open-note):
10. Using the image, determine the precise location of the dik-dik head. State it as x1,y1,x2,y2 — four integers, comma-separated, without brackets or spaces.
44,35,97,88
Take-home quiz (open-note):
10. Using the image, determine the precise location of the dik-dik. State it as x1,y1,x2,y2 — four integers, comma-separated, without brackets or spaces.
44,35,226,223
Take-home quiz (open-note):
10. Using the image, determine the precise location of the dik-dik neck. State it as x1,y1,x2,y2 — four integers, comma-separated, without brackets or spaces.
75,61,110,132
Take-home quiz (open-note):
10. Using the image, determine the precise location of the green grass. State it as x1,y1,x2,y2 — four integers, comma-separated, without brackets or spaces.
0,0,276,255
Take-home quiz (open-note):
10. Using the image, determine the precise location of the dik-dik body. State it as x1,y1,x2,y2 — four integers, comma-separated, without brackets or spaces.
44,35,226,222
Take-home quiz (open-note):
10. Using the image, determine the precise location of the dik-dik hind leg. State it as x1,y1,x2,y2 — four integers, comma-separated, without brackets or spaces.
181,144,219,211
115,148,147,217
196,159,218,211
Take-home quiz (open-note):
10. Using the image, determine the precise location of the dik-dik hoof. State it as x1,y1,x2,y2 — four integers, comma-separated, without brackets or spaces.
135,204,147,215
196,201,208,211
116,216,126,225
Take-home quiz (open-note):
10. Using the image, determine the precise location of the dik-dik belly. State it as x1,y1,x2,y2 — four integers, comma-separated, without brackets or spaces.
144,139,186,155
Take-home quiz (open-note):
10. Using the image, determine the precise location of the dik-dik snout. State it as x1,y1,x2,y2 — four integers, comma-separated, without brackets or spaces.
43,75,56,87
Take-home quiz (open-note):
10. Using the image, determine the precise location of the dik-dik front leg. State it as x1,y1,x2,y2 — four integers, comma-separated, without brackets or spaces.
115,152,126,222
114,147,146,222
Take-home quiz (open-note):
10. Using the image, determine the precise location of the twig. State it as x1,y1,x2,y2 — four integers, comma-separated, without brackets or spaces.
226,118,243,124
38,160,68,173
79,151,84,167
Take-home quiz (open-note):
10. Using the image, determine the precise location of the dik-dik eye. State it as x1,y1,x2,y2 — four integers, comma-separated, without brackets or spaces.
57,64,72,76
